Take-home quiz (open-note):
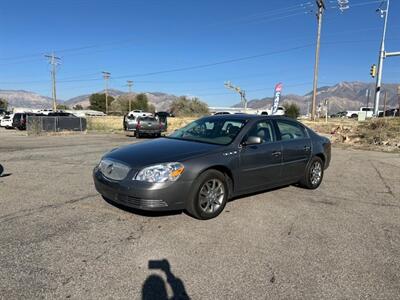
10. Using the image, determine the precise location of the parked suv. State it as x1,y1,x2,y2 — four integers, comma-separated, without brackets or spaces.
0,114,14,129
12,113,41,130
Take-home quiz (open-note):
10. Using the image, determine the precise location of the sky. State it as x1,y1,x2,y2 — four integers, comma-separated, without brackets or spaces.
0,0,399,107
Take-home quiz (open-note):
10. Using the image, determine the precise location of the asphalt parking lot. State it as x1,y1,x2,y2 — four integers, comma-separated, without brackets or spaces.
1,128,400,299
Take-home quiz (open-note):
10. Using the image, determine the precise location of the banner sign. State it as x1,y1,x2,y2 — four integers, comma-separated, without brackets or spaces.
272,83,283,115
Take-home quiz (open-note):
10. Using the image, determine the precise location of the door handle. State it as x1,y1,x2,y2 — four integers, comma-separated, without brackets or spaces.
304,146,311,151
272,151,282,157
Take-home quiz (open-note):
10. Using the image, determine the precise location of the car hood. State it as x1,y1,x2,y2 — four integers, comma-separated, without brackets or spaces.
104,138,220,168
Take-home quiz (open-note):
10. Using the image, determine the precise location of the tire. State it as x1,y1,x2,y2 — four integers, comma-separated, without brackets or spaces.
299,156,324,189
186,170,228,220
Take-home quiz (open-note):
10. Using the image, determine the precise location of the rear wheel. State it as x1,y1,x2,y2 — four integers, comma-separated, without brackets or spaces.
186,170,228,220
299,156,324,189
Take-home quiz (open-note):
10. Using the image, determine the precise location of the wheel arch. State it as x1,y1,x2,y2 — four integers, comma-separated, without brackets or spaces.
314,153,326,167
200,165,235,199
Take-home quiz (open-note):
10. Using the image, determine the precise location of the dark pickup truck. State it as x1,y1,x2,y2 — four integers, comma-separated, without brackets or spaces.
136,116,163,138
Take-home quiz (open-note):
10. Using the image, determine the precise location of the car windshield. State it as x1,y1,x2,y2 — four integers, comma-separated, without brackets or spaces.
168,118,247,145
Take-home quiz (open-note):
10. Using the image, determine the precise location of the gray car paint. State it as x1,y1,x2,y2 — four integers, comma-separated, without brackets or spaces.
93,115,331,211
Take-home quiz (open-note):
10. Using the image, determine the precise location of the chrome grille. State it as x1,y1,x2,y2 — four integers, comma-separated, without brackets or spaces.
99,159,131,181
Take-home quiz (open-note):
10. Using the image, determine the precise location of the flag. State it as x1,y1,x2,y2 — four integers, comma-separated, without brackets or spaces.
272,83,283,115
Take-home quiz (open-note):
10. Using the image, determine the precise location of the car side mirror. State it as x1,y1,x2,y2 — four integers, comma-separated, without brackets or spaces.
244,136,262,146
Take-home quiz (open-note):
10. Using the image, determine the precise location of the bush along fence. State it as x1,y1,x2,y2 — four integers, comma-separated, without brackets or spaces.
27,116,87,134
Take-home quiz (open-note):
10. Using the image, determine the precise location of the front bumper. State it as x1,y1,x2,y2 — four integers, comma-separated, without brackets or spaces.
93,168,192,211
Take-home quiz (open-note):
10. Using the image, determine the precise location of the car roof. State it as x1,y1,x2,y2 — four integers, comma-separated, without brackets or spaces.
204,114,291,121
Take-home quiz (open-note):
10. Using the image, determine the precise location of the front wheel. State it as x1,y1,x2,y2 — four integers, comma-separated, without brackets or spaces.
186,170,228,220
299,157,324,189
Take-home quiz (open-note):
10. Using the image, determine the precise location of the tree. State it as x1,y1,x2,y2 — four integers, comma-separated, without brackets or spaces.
0,98,8,110
170,96,209,117
56,104,69,110
133,93,150,111
89,93,115,113
283,102,300,119
115,93,152,114
73,104,84,110
117,94,136,113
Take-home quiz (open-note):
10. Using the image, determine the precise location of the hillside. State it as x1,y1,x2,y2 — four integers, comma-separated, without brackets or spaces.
237,82,399,114
3,81,399,113
64,90,178,112
0,90,53,109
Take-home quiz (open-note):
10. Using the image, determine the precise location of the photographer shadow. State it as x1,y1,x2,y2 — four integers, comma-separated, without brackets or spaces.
0,164,11,177
142,259,190,300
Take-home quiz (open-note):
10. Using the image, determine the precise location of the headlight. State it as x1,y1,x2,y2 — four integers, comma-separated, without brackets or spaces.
134,162,184,183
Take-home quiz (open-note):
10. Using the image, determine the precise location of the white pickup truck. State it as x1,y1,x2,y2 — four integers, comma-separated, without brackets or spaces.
346,107,374,118
257,106,286,116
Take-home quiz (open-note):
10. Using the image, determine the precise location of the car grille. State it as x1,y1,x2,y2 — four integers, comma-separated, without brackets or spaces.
99,159,131,181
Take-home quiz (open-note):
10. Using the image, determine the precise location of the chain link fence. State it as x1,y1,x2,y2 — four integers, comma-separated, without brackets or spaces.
27,116,87,134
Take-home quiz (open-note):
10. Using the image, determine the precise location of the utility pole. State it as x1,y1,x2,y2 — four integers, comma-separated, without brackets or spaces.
224,81,247,111
366,89,370,108
324,98,328,123
311,0,325,121
44,53,61,111
374,0,390,116
127,80,134,112
102,71,111,114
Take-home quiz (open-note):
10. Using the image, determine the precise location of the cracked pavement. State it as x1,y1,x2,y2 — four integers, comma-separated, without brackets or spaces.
0,129,400,299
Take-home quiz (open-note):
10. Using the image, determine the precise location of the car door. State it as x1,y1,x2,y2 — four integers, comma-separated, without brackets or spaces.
238,120,282,191
274,119,311,181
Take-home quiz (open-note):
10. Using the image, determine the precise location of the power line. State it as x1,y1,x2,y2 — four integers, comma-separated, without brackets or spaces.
111,44,314,79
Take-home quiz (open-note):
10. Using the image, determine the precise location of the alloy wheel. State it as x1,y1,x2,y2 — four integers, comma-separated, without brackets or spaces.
198,179,225,213
310,161,322,186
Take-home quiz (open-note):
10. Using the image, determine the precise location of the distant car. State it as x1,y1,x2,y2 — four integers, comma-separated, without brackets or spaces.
47,112,75,117
330,111,347,118
136,116,163,138
12,113,28,130
214,111,233,115
12,112,42,130
94,115,331,220
378,108,399,117
346,107,375,118
1,114,14,129
257,106,286,116
123,111,153,133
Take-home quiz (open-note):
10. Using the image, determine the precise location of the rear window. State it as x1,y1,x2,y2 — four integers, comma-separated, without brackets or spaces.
276,120,306,140
140,117,156,122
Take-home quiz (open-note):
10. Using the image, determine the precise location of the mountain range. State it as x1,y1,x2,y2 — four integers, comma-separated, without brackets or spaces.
234,82,399,113
1,81,399,113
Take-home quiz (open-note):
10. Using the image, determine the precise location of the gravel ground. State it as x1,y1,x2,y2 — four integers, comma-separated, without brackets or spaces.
0,128,399,299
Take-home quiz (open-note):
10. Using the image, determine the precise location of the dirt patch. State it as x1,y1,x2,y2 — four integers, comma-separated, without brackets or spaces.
303,118,400,152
